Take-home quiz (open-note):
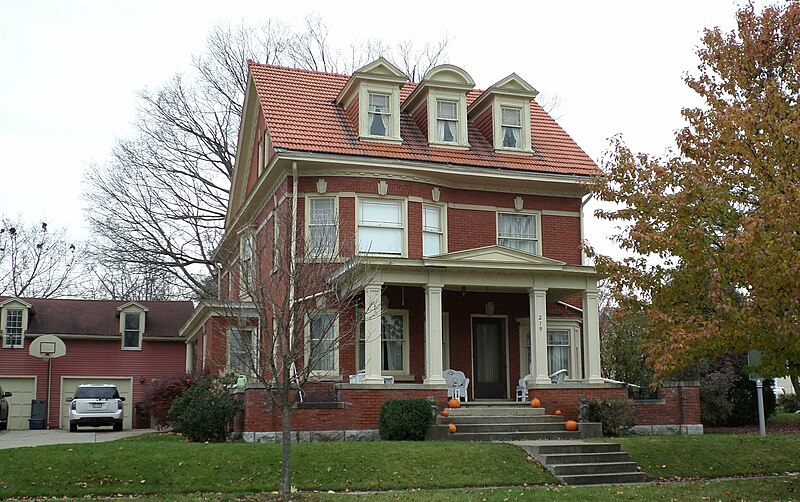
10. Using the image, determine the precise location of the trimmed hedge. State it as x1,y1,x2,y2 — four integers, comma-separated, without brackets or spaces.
585,397,635,436
378,398,433,440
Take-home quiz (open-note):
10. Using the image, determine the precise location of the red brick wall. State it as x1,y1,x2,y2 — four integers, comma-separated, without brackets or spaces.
533,387,628,422
541,215,581,264
238,385,448,432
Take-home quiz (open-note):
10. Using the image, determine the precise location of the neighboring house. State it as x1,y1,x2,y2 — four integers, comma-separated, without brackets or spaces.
182,58,700,435
0,297,193,429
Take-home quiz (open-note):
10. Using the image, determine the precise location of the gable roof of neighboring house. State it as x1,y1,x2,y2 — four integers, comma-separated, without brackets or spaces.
0,297,194,338
249,62,602,177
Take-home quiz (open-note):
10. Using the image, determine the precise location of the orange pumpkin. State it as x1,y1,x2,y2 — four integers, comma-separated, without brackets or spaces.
530,398,541,408
448,398,461,409
554,410,562,416
565,420,578,431
442,409,449,417
449,423,457,433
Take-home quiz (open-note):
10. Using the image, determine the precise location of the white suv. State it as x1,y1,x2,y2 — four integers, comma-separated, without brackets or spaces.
66,384,125,432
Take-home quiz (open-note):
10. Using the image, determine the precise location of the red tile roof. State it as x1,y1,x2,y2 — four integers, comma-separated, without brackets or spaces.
1,297,193,338
250,63,602,177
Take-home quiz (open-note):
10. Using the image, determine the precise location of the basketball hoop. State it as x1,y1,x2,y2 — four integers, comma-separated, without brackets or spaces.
39,341,56,360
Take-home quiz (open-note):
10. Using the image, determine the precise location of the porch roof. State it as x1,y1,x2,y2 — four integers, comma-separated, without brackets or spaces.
359,246,604,292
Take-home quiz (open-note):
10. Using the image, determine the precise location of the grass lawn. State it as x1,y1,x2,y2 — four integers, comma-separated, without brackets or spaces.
0,434,552,499
606,433,800,480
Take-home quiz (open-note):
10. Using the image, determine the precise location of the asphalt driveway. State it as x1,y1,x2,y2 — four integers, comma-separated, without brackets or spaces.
0,428,156,449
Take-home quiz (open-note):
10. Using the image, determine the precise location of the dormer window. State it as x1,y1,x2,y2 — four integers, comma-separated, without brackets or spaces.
501,107,522,148
368,93,391,137
436,100,459,142
117,302,148,351
2,309,24,348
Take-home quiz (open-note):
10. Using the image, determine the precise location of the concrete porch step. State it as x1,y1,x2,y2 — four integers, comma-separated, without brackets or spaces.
449,431,583,441
447,406,545,417
450,422,570,433
438,415,564,425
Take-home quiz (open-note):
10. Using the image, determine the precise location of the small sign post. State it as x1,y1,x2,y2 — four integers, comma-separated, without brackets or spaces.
748,350,766,438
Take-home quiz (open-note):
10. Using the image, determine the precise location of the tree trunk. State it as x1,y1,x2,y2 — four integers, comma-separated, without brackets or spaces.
280,405,292,500
790,374,800,397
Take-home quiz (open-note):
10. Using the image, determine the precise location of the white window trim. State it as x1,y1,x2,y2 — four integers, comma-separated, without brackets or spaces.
357,309,411,377
305,312,340,379
493,97,532,153
496,210,542,255
227,327,257,376
119,309,145,351
272,214,280,273
427,89,470,148
358,83,402,143
305,195,339,257
239,231,255,299
518,318,582,380
2,306,27,349
356,196,407,257
422,203,447,257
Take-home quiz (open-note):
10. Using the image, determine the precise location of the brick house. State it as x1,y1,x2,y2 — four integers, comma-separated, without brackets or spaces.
0,297,192,429
181,58,700,436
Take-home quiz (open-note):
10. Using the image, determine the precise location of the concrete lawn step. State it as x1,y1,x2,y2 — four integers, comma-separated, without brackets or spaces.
539,451,632,465
558,472,647,486
534,442,621,454
550,461,641,476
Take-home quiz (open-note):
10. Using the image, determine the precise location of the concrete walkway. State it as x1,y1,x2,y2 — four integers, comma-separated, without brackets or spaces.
0,428,156,449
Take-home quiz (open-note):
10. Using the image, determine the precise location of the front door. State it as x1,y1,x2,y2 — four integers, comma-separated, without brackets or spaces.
472,318,506,399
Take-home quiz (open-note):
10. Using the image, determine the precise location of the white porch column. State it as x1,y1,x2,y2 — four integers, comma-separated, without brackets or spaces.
529,288,551,385
423,284,446,384
583,288,604,384
363,283,384,384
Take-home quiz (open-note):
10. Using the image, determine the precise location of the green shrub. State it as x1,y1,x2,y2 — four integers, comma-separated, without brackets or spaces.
378,398,433,440
777,394,800,413
585,398,635,437
168,374,241,442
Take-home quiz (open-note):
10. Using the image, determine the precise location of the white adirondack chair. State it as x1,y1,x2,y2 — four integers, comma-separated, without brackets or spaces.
442,369,470,402
516,373,531,402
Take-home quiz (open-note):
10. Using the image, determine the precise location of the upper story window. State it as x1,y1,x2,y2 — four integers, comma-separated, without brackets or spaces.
240,232,254,295
122,311,144,350
497,212,539,255
307,313,338,376
2,308,24,348
423,204,444,257
436,100,459,142
228,328,254,375
307,197,337,256
501,107,522,148
358,198,404,255
368,93,391,137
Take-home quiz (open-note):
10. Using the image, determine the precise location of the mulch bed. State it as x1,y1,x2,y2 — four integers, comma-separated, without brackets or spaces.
705,422,800,435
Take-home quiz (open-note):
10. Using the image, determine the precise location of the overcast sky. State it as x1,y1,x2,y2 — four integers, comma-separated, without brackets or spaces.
0,0,754,257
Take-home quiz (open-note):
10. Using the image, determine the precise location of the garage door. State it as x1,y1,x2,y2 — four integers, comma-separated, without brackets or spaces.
61,377,133,430
0,377,37,430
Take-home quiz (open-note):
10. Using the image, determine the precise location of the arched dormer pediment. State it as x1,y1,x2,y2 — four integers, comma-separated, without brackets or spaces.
468,73,539,154
336,57,408,143
403,64,476,149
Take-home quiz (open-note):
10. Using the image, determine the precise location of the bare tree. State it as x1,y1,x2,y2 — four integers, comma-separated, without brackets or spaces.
216,199,374,500
0,219,82,298
84,17,450,299
83,257,182,301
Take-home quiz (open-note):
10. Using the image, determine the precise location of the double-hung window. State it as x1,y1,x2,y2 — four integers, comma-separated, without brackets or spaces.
228,328,253,375
308,197,337,256
436,100,458,143
357,310,409,375
368,93,391,137
240,233,254,293
547,329,571,376
358,199,403,255
497,212,538,254
501,107,522,148
122,312,143,349
2,309,23,348
308,313,337,375
423,204,444,257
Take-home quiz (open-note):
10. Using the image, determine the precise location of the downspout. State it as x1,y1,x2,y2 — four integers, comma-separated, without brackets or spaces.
580,194,593,266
